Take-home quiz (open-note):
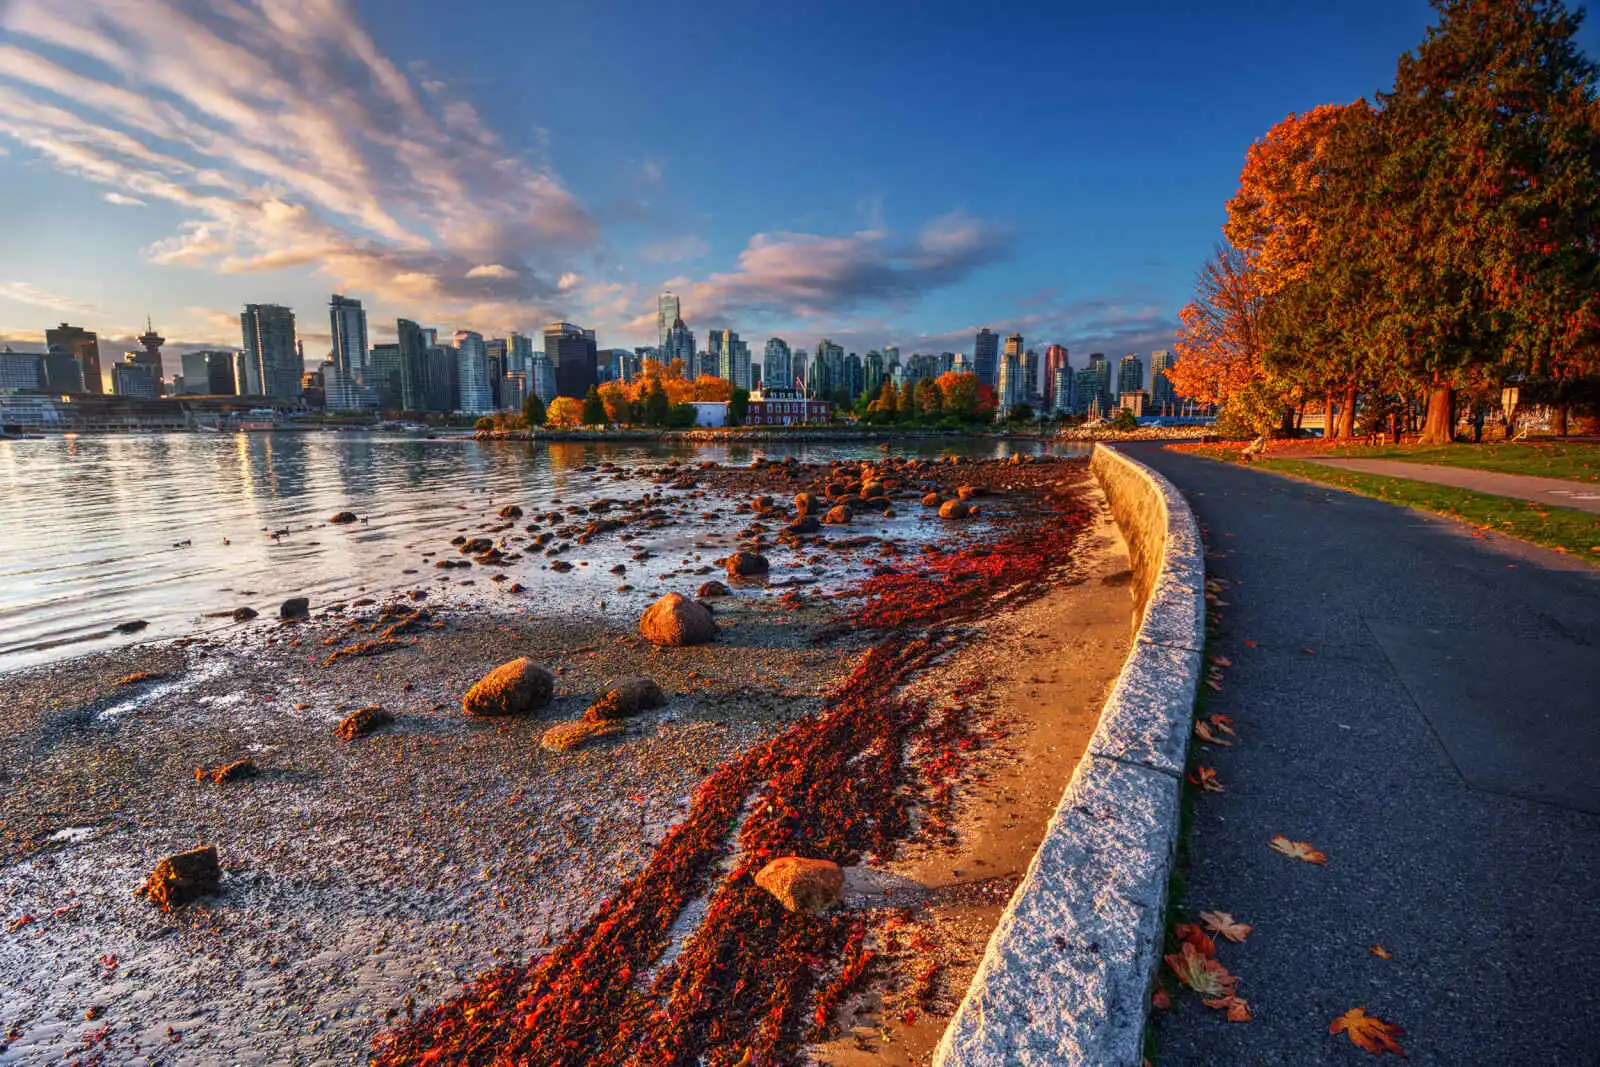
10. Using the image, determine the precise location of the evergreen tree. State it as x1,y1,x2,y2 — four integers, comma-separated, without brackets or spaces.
644,379,672,426
522,392,545,428
581,386,606,425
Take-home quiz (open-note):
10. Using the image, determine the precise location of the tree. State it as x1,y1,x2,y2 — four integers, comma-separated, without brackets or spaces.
597,381,631,424
729,387,750,426
546,396,584,427
897,379,915,417
581,386,607,426
935,371,980,418
644,378,672,426
1008,403,1036,423
1111,407,1139,432
522,392,545,428
872,379,898,420
691,375,732,403
474,415,494,432
1169,243,1278,424
914,378,942,420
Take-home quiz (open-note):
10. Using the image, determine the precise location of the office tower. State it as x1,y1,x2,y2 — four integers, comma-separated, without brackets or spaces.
41,347,85,392
663,317,695,371
997,350,1023,415
1024,349,1039,399
814,339,843,393
528,354,557,403
543,321,598,398
426,344,459,412
792,350,807,392
131,317,166,393
501,371,526,411
658,291,680,350
112,356,159,398
1150,350,1176,412
328,294,368,385
1118,353,1144,396
396,319,430,412
1051,365,1073,413
806,349,830,397
455,330,493,414
863,350,884,398
45,323,102,393
1043,344,1069,393
369,343,403,410
1003,333,1024,361
707,329,725,375
1088,352,1108,377
204,351,236,395
883,345,900,369
717,330,751,389
234,352,255,395
974,328,998,387
844,352,863,400
507,332,535,378
241,303,300,401
0,350,42,391
179,351,211,394
951,352,972,375
764,338,792,389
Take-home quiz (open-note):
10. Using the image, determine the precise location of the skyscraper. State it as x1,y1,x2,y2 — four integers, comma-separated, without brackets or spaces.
663,317,695,370
397,319,430,413
1150,350,1176,412
133,317,166,393
1043,344,1070,394
179,351,211,395
658,291,681,350
507,332,535,377
544,322,598,398
45,324,102,393
328,294,368,383
205,351,237,396
240,304,299,401
764,338,792,389
426,342,459,412
997,349,1024,415
1024,349,1039,400
717,330,751,389
973,328,998,387
112,357,158,398
369,343,404,410
1117,353,1144,396
455,330,493,414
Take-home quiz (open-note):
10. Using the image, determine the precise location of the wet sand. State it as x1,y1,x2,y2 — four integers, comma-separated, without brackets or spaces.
1,453,1131,1066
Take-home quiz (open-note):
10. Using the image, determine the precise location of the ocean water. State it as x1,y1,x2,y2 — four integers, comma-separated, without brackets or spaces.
0,431,1083,673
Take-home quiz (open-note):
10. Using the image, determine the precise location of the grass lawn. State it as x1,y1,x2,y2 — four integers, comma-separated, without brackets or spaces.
1254,459,1600,562
1292,440,1599,482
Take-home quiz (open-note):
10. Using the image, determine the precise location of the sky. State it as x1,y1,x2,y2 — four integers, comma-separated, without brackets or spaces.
1,0,1596,370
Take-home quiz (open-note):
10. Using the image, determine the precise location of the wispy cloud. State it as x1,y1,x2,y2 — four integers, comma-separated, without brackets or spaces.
104,192,147,206
0,281,97,314
0,0,597,333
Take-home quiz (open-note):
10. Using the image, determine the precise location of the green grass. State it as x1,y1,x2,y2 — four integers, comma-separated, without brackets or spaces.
1310,440,1600,482
1257,459,1600,563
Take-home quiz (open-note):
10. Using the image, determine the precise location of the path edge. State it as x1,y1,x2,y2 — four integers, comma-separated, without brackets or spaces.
932,443,1204,1066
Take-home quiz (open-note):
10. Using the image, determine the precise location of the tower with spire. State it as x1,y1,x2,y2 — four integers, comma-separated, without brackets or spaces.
133,315,167,392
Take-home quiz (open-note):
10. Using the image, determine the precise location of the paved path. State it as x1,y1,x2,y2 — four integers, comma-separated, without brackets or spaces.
1122,444,1600,1067
1303,457,1600,513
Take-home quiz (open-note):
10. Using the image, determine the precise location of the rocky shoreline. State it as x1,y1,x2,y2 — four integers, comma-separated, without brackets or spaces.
1,451,1129,1066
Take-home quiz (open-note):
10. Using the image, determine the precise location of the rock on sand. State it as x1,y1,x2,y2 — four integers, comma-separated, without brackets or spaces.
462,658,555,716
725,551,770,577
754,857,844,914
136,846,221,910
639,593,717,647
585,676,667,721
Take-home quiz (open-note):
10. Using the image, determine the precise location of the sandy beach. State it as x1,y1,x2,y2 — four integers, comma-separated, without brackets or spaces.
1,451,1132,1066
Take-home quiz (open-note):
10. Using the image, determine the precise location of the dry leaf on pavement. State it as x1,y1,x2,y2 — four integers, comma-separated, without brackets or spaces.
1370,944,1394,959
1189,766,1224,793
1164,941,1235,998
1195,721,1233,746
1199,911,1252,943
1174,923,1216,959
1268,835,1328,864
1330,1007,1405,1056
1203,994,1253,1022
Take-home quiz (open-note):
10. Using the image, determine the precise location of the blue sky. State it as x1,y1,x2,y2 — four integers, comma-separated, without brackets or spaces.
1,0,1595,367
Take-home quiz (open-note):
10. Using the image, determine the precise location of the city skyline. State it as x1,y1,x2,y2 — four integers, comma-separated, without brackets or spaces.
5,1,1575,366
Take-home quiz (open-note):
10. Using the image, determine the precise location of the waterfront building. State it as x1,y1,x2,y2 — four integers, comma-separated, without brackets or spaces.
179,351,211,394
658,291,680,350
745,385,831,426
241,303,300,401
1150,349,1176,412
204,351,237,395
716,330,751,389
0,350,42,392
396,319,430,412
1024,349,1040,400
763,338,792,390
133,318,166,393
1119,389,1149,417
844,352,863,400
1117,353,1144,397
328,294,368,396
996,350,1024,417
426,344,459,412
501,371,526,412
45,324,102,393
111,358,159,399
1078,355,1111,416
369,342,404,411
42,347,85,392
543,321,598,398
456,330,493,414
973,328,998,387
529,354,557,403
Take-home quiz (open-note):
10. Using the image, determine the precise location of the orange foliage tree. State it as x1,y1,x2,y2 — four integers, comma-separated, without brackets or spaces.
545,396,584,428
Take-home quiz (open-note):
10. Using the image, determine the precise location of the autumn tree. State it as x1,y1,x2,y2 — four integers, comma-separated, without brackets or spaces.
914,378,942,420
871,379,898,420
545,396,584,428
597,381,632,424
581,386,607,426
935,371,980,418
1170,243,1283,433
690,375,732,403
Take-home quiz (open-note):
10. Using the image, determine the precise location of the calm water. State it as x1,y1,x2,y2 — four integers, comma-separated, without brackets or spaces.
0,432,1081,673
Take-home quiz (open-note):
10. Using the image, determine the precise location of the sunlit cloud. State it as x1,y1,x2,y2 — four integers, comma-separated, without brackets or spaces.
0,282,97,315
103,192,147,206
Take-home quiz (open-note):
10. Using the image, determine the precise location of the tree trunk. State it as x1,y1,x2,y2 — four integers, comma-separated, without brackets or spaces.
1278,406,1296,436
1419,384,1455,445
1337,385,1357,441
1324,390,1338,440
1554,402,1569,437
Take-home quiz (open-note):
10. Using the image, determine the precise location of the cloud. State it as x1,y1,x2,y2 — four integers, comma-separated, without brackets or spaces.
0,281,97,314
0,0,598,334
674,211,1011,325
103,192,147,206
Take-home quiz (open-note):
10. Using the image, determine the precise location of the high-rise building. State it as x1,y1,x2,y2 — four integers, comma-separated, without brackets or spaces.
763,338,792,390
179,351,211,395
112,357,159,398
543,322,597,398
1051,365,1073,414
328,294,368,384
1150,350,1176,412
716,330,751,389
456,330,493,414
41,348,84,392
396,319,430,412
426,344,459,412
663,317,695,372
133,317,166,393
997,350,1024,415
241,304,299,401
1024,349,1040,400
528,354,557,403
951,352,972,376
45,324,102,393
883,345,900,370
1078,355,1111,416
1117,353,1144,396
205,351,237,395
863,350,884,398
0,350,42,392
1003,333,1024,361
507,332,535,378
369,343,404,411
1043,344,1070,394
658,291,681,350
973,328,999,387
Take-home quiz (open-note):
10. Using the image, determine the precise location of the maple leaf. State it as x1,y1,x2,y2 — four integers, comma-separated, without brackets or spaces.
1242,639,1258,647
1330,1007,1405,1056
1205,679,1225,693
1199,911,1252,943
1195,721,1233,746
1174,923,1216,958
1209,714,1236,735
1269,835,1327,864
1151,986,1171,1010
1203,994,1253,1022
1370,944,1394,959
1164,941,1235,997
1211,655,1233,667
1189,766,1224,793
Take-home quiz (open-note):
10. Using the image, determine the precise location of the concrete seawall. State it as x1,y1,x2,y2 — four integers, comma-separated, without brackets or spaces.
934,443,1205,1066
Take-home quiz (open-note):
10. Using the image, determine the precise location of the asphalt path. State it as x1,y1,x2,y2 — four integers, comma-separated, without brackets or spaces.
1124,444,1600,1066
1303,457,1600,514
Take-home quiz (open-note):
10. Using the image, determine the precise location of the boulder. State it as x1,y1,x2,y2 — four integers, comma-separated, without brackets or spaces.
921,492,943,507
754,857,844,914
788,515,821,534
956,485,985,500
793,492,817,515
497,504,524,518
462,658,555,716
194,759,256,784
861,480,886,499
541,718,623,752
725,551,770,577
136,845,220,910
823,505,851,526
279,597,310,620
329,511,358,524
639,593,717,647
697,580,731,598
585,676,666,720
232,606,259,621
114,620,149,634
938,500,973,520
335,705,393,740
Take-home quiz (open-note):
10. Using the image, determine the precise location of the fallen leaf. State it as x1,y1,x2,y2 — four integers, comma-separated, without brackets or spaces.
1330,1007,1405,1056
1151,986,1171,1010
1174,923,1216,958
1209,714,1236,735
1211,655,1233,667
1203,994,1253,1022
1301,647,1316,655
1195,721,1233,746
1370,944,1393,959
1199,911,1252,943
1164,941,1235,998
1205,679,1224,693
1242,640,1258,648
1269,835,1327,864
1189,766,1224,793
